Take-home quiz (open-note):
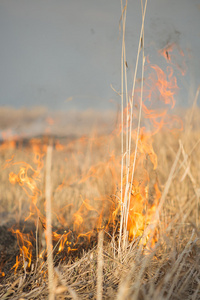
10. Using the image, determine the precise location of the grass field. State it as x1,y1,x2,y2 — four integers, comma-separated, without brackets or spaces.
1,1,200,298
0,104,200,299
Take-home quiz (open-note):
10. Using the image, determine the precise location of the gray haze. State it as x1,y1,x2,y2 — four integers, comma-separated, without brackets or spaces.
0,0,199,111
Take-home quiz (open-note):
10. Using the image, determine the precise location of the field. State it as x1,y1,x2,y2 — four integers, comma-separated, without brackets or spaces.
0,104,200,299
1,2,200,298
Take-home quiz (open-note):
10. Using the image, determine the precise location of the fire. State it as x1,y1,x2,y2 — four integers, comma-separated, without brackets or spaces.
11,229,33,272
0,130,17,150
159,43,187,76
8,153,43,208
1,44,185,275
116,44,183,245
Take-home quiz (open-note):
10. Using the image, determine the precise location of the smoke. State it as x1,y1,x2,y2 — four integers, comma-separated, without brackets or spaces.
149,17,181,50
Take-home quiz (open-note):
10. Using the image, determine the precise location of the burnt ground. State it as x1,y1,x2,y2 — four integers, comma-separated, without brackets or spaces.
0,223,17,277
0,220,38,279
0,219,118,282
0,221,93,279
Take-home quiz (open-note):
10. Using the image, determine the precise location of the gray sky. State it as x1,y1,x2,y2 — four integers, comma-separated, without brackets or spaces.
0,0,199,111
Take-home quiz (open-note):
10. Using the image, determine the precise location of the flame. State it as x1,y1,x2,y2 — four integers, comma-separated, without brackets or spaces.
0,130,17,150
73,198,99,233
117,45,184,244
8,153,43,208
159,43,187,76
10,229,33,272
55,139,64,151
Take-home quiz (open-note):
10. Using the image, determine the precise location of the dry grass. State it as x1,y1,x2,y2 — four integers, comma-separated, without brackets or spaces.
0,106,200,299
0,106,117,139
1,1,200,297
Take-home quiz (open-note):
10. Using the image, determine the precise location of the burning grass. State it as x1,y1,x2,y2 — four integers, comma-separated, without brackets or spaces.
1,1,200,298
0,111,200,299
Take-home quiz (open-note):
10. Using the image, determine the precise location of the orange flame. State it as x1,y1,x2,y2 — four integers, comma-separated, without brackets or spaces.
10,229,33,272
117,45,184,243
159,43,187,76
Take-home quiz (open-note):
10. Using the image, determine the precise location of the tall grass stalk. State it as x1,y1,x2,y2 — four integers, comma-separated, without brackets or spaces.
119,0,128,253
97,230,104,300
119,0,148,252
45,144,55,300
